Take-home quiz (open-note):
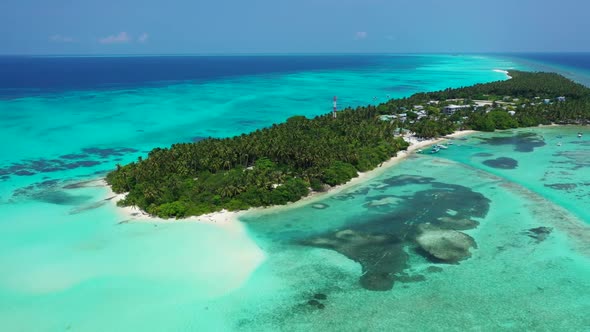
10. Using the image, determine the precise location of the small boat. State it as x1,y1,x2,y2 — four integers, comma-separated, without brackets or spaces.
557,142,562,146
447,141,454,145
578,132,583,138
430,146,441,154
436,144,448,149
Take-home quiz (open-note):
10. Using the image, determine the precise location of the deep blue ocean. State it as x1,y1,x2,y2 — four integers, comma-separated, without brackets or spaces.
510,52,590,70
1,53,589,100
0,55,402,98
505,52,590,86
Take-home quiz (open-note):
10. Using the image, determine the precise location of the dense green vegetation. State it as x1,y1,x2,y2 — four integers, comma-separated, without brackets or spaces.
107,110,409,217
107,71,590,218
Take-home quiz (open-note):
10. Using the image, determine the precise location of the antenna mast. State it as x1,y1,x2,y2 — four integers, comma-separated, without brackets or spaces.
333,96,337,118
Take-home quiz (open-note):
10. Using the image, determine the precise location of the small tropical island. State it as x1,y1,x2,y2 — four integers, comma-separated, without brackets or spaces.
106,71,590,218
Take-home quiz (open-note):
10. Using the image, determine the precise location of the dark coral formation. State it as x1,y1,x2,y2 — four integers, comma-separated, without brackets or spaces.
307,294,327,309
0,159,102,178
299,175,490,291
301,230,407,291
81,147,138,158
544,183,578,191
415,224,477,263
69,200,108,214
62,179,103,189
483,157,518,169
12,179,96,206
332,187,371,201
553,150,590,170
0,146,138,178
59,153,90,160
526,226,553,243
478,132,546,152
425,266,444,273
437,216,479,230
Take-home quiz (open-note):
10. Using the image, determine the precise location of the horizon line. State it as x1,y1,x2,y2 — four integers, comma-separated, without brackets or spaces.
1,51,590,58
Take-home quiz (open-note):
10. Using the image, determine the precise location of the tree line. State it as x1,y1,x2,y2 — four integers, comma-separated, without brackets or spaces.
107,108,409,217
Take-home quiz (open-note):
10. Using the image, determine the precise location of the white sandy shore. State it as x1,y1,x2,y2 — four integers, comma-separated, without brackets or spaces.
103,187,246,233
104,130,477,227
493,69,512,79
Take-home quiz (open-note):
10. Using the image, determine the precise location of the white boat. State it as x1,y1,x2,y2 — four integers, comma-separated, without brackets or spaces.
430,146,440,154
578,132,583,138
557,142,562,146
436,144,448,149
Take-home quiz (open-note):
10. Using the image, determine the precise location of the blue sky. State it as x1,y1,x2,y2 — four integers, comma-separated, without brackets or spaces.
1,0,589,55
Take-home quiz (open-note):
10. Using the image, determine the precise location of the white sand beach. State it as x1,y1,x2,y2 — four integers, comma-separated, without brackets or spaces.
493,69,512,79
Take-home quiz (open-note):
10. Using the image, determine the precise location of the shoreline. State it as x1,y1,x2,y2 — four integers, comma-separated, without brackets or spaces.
105,130,477,226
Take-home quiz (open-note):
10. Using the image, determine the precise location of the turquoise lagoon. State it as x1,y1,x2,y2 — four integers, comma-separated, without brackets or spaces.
0,55,589,331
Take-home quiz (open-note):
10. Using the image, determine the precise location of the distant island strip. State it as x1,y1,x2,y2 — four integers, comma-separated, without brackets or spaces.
106,71,590,218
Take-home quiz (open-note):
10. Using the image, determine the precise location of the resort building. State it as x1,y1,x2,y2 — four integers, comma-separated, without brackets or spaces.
443,104,470,115
473,100,494,108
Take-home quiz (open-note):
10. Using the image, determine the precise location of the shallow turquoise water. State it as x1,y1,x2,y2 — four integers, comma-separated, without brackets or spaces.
239,140,590,330
442,126,590,224
2,55,589,331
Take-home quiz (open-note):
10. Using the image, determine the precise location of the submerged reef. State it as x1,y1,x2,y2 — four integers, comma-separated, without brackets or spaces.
553,150,590,170
302,229,407,291
415,224,477,262
11,179,107,211
0,146,138,179
300,175,490,291
483,157,518,169
544,183,578,192
525,226,553,243
477,132,546,152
